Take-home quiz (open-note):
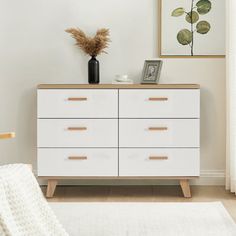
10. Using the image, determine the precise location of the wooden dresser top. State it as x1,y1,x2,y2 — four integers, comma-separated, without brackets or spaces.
37,84,200,89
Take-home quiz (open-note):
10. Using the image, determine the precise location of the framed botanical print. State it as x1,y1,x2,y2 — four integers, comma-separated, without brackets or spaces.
159,0,225,58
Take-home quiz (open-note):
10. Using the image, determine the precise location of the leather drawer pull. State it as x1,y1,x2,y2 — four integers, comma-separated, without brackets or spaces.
67,127,87,131
68,156,87,160
68,97,87,101
149,156,168,160
148,97,168,101
148,127,168,131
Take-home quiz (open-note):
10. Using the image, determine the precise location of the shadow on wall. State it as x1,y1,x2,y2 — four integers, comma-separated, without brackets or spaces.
16,87,37,168
199,86,226,169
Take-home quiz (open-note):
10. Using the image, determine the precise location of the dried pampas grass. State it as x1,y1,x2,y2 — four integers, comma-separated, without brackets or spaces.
65,28,110,57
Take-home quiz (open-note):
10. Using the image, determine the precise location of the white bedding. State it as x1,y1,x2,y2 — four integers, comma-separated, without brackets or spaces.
0,164,68,236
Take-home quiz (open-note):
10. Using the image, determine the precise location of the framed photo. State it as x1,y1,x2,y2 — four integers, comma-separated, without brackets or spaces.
141,60,163,84
159,0,225,58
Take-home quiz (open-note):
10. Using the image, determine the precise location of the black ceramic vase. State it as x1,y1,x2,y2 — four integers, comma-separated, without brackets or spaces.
88,56,99,84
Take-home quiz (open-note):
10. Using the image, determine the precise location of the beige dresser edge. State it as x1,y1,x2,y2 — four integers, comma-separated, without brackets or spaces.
37,84,200,89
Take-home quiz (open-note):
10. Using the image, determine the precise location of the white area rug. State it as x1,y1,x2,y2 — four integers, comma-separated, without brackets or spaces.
50,202,236,236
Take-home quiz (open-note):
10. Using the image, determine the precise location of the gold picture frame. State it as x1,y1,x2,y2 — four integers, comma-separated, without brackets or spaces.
158,0,225,58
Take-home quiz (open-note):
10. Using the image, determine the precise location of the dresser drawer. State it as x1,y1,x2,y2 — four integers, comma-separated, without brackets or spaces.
119,148,200,177
38,148,118,176
38,89,118,118
119,119,199,148
37,119,118,148
119,89,200,118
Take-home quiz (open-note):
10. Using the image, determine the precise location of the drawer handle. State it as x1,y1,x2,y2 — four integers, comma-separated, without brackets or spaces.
148,97,168,101
68,97,87,101
148,127,168,131
68,156,87,160
67,127,87,131
149,156,168,160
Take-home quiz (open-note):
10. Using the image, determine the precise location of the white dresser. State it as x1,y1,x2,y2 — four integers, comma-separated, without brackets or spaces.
37,84,200,198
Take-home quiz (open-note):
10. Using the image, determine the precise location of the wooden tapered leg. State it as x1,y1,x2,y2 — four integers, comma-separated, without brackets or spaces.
180,179,191,198
46,180,57,198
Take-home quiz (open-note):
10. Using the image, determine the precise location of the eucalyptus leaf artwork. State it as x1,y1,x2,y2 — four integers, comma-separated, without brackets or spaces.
160,0,225,57
171,0,211,56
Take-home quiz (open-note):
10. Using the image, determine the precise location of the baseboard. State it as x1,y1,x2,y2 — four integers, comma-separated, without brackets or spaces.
191,170,225,186
38,170,225,186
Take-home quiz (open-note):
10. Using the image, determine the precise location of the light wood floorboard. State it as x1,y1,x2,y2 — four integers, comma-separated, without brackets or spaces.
42,186,236,222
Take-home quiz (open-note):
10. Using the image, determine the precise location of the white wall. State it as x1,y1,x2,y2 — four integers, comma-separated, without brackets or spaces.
0,0,226,185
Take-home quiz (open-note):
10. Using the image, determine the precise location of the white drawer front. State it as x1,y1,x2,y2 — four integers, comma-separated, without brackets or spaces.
119,148,200,177
119,119,199,148
119,89,200,118
38,119,118,147
38,148,118,176
38,89,118,118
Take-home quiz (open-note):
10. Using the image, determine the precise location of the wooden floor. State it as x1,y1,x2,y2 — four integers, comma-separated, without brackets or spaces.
42,186,236,222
